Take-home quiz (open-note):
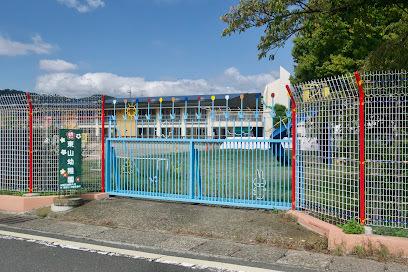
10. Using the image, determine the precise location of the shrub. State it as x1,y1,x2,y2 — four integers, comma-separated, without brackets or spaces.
340,219,364,234
372,227,408,238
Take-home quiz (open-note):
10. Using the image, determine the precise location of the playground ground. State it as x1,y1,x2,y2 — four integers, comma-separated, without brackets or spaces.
50,198,324,251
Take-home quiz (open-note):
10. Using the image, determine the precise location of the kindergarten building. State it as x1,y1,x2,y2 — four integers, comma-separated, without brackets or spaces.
105,67,291,139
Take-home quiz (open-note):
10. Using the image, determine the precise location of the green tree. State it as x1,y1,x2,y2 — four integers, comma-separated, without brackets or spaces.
222,0,408,82
273,103,288,128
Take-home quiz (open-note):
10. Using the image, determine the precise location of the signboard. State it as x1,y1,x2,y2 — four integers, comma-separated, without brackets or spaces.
58,129,82,190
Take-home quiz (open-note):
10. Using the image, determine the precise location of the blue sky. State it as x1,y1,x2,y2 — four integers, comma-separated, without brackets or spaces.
0,0,294,97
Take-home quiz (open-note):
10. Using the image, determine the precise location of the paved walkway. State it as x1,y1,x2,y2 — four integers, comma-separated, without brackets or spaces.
50,198,328,251
0,199,406,271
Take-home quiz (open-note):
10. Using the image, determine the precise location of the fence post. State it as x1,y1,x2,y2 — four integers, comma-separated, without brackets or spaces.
354,71,365,225
285,85,296,210
189,140,195,199
101,95,106,192
105,139,110,193
26,92,33,193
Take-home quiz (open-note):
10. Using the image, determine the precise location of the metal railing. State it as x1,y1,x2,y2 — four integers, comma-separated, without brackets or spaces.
105,93,294,209
291,70,408,229
0,93,103,194
0,94,29,192
106,138,292,209
362,71,408,228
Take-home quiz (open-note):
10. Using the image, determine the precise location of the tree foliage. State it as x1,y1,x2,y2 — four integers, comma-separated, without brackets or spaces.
273,103,287,128
0,89,25,95
222,0,408,82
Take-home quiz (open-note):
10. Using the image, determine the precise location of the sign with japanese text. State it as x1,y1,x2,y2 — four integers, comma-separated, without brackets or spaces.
58,129,82,190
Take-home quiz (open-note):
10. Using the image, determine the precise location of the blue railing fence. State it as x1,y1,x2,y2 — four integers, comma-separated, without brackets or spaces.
105,93,294,209
106,138,292,209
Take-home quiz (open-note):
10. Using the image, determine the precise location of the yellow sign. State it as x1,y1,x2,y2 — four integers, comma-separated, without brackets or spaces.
303,90,310,102
125,103,137,118
322,87,330,97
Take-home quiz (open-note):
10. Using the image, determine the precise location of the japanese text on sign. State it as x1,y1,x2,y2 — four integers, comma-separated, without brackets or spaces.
58,129,82,190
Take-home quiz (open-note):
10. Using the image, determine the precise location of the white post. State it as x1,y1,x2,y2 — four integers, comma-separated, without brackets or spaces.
181,108,186,137
155,109,161,137
206,110,212,137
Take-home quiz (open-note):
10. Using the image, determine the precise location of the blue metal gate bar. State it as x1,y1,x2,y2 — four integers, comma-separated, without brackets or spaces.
106,138,292,210
105,93,293,210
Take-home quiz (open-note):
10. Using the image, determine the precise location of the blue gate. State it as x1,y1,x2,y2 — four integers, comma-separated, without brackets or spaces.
105,94,293,209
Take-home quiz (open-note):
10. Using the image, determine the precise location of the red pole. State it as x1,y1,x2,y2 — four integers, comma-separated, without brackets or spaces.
285,85,297,210
101,95,106,192
354,71,365,225
26,92,33,193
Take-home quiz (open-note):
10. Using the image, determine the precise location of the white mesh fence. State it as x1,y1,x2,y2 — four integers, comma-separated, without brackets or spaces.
293,70,408,229
292,75,360,224
0,93,102,194
362,71,408,228
0,94,29,193
0,72,406,228
31,95,103,193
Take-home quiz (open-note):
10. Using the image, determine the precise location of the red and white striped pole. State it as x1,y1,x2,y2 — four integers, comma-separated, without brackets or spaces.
354,71,365,225
285,85,297,210
26,92,33,193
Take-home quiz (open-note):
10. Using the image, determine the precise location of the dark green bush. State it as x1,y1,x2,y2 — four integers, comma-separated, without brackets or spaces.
340,219,364,234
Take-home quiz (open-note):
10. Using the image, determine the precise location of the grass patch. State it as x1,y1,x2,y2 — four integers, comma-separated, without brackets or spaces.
376,244,390,262
372,226,408,238
353,245,367,258
340,219,364,234
81,159,102,191
0,190,25,196
110,148,292,203
255,235,267,244
300,159,360,225
35,207,51,218
352,242,393,262
333,244,345,256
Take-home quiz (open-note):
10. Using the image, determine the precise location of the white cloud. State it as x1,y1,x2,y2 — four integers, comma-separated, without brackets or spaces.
39,59,78,72
35,67,278,98
0,35,53,56
57,0,105,13
218,67,278,92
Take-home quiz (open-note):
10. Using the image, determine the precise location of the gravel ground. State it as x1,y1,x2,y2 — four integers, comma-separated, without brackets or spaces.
52,197,328,251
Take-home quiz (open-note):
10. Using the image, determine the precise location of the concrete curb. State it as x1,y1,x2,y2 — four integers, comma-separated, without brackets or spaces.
50,204,73,213
0,195,56,213
81,192,109,201
0,192,108,213
288,210,408,257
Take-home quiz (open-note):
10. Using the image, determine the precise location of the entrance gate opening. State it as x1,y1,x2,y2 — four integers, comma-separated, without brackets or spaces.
105,93,293,209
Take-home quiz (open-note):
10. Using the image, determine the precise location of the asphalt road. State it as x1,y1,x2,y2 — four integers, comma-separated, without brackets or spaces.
0,237,214,272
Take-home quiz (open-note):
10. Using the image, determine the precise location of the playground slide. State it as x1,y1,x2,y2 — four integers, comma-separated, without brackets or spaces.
271,109,318,166
271,121,292,166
